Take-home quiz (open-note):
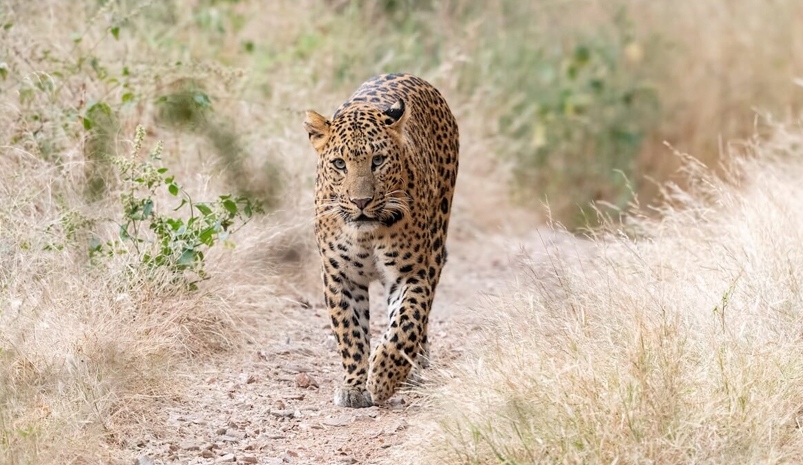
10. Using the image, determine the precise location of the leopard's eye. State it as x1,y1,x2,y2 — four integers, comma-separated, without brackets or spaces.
332,158,346,170
372,155,385,168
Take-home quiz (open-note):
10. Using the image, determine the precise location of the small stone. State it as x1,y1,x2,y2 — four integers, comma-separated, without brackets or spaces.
239,373,256,385
387,397,406,409
217,453,236,463
180,441,200,451
202,443,215,451
392,419,409,432
338,457,357,464
294,372,319,389
226,429,247,440
215,427,227,435
322,415,353,427
241,457,258,464
135,456,154,465
285,450,299,458
202,450,215,458
283,364,310,373
270,409,295,418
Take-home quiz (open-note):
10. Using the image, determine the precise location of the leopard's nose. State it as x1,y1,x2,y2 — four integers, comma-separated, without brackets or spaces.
350,197,372,210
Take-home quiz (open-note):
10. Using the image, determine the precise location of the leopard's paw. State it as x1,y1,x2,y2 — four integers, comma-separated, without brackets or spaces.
367,341,413,403
333,387,373,408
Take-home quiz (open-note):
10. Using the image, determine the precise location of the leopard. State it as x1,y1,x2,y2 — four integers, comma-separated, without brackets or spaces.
303,73,459,408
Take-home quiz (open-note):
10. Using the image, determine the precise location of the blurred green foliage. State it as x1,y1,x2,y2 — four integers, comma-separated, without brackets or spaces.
245,0,662,225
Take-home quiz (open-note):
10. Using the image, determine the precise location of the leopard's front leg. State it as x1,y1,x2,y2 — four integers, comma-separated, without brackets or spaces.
322,266,373,408
367,267,430,402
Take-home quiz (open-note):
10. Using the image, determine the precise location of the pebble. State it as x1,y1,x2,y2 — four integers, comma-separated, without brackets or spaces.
226,429,247,440
283,364,310,373
294,372,319,388
135,456,155,465
180,441,199,451
270,409,295,418
241,456,258,464
322,415,353,427
216,453,236,463
201,450,215,458
239,373,256,385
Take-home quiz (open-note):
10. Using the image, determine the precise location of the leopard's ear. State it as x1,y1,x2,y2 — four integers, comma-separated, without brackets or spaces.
304,110,331,154
382,99,408,133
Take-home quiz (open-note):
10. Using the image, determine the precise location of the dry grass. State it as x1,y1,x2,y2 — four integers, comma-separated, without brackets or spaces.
418,126,803,464
0,2,308,462
0,128,307,462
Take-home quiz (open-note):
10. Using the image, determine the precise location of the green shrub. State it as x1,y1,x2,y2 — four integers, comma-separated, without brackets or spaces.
99,125,263,288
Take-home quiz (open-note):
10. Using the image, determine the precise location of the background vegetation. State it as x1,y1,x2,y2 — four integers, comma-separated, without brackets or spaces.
1,0,802,463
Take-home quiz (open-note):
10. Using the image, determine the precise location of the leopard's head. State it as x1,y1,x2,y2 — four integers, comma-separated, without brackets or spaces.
305,99,410,230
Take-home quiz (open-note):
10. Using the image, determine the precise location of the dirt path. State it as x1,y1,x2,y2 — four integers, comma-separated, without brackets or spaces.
128,221,573,465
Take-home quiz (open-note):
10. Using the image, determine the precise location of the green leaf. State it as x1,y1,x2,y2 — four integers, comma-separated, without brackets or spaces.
87,101,112,116
167,218,183,231
122,92,134,103
199,227,215,246
168,183,179,196
164,175,174,184
157,167,168,174
142,199,153,218
222,199,237,215
178,249,195,266
110,26,120,40
192,92,212,109
122,66,130,76
0,62,8,81
82,116,93,130
119,223,130,240
573,46,591,66
195,204,213,216
3,23,13,31
173,198,188,211
70,32,82,44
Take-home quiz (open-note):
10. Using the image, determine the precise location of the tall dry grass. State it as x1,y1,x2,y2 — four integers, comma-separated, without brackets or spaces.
418,126,803,464
0,2,312,462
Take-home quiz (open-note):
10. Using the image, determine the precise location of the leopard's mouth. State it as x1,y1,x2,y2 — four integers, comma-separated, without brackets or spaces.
346,209,404,228
352,213,378,223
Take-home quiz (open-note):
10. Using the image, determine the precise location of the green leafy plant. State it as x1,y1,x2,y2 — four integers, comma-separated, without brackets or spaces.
104,125,263,287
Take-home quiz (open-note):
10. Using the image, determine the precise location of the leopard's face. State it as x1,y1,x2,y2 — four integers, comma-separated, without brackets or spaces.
306,100,410,232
